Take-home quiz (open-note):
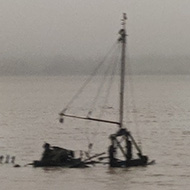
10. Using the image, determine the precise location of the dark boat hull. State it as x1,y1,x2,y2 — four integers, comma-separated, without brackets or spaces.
109,157,149,168
33,158,88,168
33,144,89,168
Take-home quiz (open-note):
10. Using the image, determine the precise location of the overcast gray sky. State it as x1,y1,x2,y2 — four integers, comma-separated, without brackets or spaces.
0,0,190,75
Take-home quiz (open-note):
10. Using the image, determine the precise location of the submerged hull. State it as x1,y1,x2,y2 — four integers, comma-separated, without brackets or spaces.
33,158,88,168
33,143,88,168
109,156,149,168
126,158,148,167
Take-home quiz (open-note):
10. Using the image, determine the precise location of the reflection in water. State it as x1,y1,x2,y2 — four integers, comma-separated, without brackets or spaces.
0,75,190,190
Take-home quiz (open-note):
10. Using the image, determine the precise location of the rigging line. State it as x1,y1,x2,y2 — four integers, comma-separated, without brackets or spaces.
87,44,120,117
101,45,120,117
125,41,142,147
60,41,118,115
89,45,121,144
115,43,122,123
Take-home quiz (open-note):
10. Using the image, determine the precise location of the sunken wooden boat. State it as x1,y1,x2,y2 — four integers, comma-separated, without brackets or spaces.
59,14,153,168
33,143,88,168
33,14,154,168
32,143,105,168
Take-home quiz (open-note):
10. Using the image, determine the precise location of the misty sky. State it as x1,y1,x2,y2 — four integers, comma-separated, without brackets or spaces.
0,0,190,75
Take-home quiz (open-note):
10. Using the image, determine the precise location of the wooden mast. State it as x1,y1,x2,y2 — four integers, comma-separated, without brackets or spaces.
119,13,127,128
117,14,144,156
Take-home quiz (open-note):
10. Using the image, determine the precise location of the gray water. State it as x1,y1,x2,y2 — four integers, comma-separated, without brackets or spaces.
0,75,190,190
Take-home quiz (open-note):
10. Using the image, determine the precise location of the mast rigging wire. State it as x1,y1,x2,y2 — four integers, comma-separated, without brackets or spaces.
87,44,120,117
125,40,142,147
88,44,121,145
60,41,118,115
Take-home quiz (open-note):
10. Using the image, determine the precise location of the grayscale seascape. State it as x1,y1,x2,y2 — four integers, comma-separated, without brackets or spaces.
1,0,190,189
0,75,190,190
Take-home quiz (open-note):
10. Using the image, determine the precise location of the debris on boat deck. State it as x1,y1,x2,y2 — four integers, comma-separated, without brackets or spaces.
32,142,105,168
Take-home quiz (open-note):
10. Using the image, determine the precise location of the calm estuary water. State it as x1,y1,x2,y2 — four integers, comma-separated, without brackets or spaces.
0,75,190,190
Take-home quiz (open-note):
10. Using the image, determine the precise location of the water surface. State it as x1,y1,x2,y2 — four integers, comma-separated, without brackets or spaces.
0,75,190,190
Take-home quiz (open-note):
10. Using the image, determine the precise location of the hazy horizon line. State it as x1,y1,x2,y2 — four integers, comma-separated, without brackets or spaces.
0,54,190,76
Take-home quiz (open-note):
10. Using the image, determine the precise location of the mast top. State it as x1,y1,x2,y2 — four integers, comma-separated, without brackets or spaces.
118,13,127,43
122,13,127,24
121,13,127,32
